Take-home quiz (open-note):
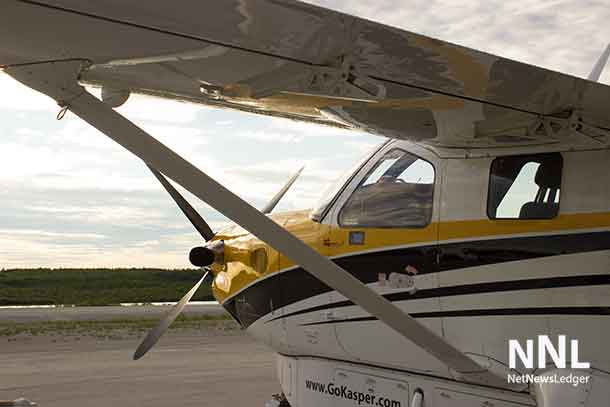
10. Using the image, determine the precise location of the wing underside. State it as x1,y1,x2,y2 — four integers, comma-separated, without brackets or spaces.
2,0,610,151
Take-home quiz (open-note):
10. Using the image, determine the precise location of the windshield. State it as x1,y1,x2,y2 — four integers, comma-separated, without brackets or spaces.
338,148,435,228
310,140,387,222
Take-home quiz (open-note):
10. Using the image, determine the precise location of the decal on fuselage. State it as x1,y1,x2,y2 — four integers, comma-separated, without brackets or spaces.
305,378,402,407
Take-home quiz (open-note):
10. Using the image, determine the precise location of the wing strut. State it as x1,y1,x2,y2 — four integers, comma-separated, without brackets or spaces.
6,60,502,386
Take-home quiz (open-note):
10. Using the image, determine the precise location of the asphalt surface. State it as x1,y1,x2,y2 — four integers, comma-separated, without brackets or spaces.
0,330,278,407
0,303,226,323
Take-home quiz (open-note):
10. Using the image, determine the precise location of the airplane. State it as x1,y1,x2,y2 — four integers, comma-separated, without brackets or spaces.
2,1,610,406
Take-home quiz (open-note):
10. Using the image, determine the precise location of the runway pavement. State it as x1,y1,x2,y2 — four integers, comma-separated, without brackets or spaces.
0,329,278,407
0,302,225,323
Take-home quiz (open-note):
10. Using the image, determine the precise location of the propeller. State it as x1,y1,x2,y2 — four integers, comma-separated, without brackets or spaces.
588,42,610,82
148,164,219,267
147,164,214,241
261,165,304,214
133,164,303,359
149,163,303,236
133,271,210,360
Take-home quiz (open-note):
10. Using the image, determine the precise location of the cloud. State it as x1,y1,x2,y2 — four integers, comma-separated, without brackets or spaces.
3,0,608,267
267,116,359,138
0,229,106,240
235,130,305,143
0,90,378,267
0,74,58,111
0,231,198,268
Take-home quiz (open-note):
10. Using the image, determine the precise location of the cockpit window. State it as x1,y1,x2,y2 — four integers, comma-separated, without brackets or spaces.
339,149,435,228
310,141,387,222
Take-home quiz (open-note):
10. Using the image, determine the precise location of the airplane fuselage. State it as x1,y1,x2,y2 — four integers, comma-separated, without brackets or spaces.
211,139,610,404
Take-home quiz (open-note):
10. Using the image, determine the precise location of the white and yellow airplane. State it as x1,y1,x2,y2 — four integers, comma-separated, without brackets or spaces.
3,1,610,406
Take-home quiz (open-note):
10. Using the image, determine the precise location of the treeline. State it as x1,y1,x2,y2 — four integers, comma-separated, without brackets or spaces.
0,268,213,306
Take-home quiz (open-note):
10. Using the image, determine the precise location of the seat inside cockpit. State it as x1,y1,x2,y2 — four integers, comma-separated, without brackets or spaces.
488,153,563,220
518,158,562,219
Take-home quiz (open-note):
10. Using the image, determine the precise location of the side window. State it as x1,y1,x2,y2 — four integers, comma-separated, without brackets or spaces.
488,153,563,219
339,149,435,228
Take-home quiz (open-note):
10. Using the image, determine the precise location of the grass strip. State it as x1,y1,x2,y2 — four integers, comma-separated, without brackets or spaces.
0,268,214,306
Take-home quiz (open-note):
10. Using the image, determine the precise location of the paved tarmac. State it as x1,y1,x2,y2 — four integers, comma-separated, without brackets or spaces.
0,330,277,407
0,303,225,323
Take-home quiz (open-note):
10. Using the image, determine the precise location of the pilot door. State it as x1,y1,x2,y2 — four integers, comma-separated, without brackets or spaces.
323,142,445,371
274,214,341,357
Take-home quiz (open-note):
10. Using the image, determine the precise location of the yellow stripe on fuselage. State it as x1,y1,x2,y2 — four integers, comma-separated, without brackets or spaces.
439,212,610,241
212,211,610,303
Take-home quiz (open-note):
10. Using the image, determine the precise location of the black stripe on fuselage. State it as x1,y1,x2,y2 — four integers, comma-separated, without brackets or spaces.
301,307,610,327
266,273,610,324
222,230,610,328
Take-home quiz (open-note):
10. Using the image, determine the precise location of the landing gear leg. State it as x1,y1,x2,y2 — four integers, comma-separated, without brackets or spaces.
265,393,290,407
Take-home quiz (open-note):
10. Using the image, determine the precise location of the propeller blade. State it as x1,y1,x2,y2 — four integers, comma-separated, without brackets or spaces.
133,271,209,360
588,42,610,82
147,164,215,241
261,165,304,214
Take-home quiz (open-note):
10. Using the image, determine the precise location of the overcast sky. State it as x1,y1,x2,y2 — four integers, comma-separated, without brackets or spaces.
2,0,610,268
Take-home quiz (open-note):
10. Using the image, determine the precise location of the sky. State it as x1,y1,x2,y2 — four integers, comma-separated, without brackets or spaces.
2,0,610,268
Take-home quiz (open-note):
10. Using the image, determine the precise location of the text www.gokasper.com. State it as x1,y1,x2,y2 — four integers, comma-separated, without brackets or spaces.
305,379,401,407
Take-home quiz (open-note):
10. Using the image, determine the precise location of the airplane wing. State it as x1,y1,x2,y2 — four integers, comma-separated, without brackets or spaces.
3,0,610,150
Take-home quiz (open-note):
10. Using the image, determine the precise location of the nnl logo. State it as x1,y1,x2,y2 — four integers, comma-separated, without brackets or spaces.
509,335,590,369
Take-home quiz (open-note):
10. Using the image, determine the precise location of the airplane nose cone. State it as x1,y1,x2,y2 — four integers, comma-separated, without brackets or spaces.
189,246,215,267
